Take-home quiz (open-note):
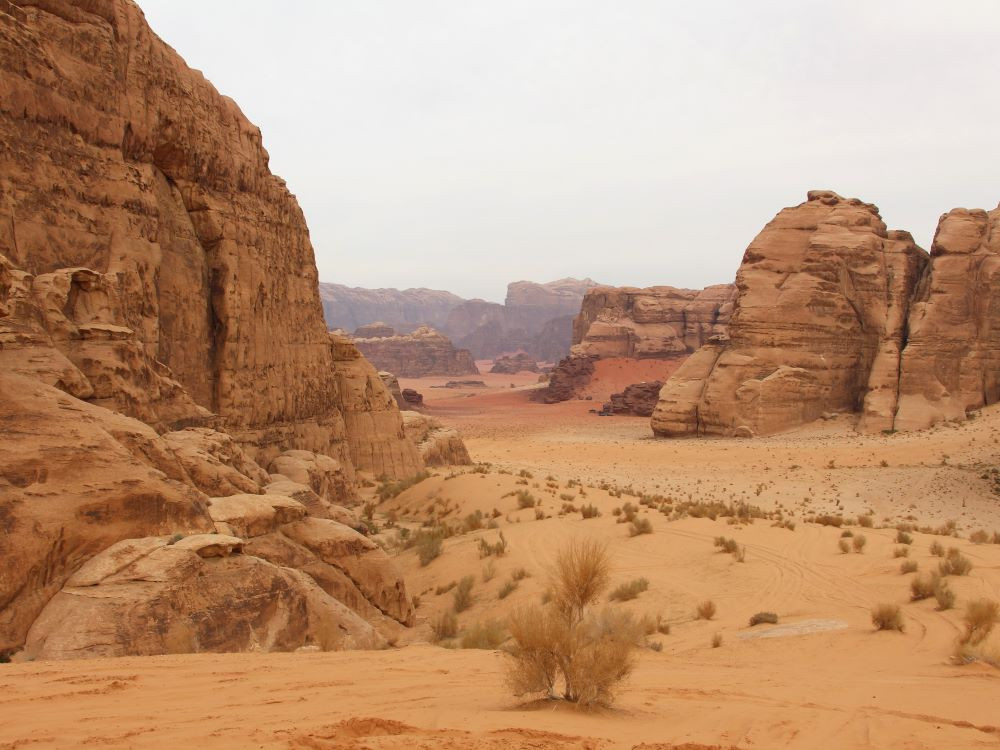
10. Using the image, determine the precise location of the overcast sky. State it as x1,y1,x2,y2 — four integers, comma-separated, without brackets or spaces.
141,1,1000,302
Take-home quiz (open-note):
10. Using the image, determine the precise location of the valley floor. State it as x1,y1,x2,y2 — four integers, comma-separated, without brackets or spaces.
5,360,1000,749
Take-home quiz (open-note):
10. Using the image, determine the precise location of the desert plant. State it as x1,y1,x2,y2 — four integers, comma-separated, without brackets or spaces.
376,471,430,501
416,531,444,566
969,529,990,544
711,633,723,648
934,579,956,610
477,532,508,558
482,560,497,583
841,529,854,538
580,504,601,519
893,547,910,558
939,548,973,576
852,534,867,553
460,619,507,649
511,567,530,581
453,575,475,613
608,578,650,602
857,515,874,528
498,580,518,600
733,545,746,563
431,611,458,641
696,600,717,620
516,490,536,509
748,611,778,627
871,603,904,632
896,530,913,545
911,571,940,601
900,560,918,575
960,599,999,646
503,539,639,707
930,540,945,557
629,517,653,536
838,539,850,554
816,514,844,527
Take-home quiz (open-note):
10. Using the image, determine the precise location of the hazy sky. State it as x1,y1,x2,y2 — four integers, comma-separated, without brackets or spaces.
141,1,1000,302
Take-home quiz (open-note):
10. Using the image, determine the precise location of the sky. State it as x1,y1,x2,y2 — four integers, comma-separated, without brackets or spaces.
141,1,1000,302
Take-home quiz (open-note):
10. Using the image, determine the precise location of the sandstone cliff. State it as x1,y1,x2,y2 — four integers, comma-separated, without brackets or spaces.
651,190,931,437
573,284,735,359
353,326,479,378
0,0,420,659
319,284,463,334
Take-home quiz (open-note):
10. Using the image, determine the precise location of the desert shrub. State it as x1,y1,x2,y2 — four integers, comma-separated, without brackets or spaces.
460,619,506,649
518,469,534,479
711,633,723,648
748,611,778,627
939,548,973,576
608,578,650,602
463,511,485,533
435,581,457,595
504,540,640,707
696,600,716,620
871,603,904,632
629,517,653,536
960,599,999,646
516,490,536,509
453,575,475,612
911,571,940,601
416,531,444,566
733,545,746,562
511,567,530,581
498,580,518,600
852,534,867,553
934,580,956,610
580,504,601,519
477,532,508,558
930,540,945,557
900,560,918,575
431,611,458,641
994,531,1000,545
714,537,739,554
535,508,545,520
482,561,497,583
857,515,874,528
893,547,910,558
838,539,850,554
841,529,854,538
969,529,990,544
648,641,663,652
377,471,430,501
816,514,844,527
896,530,913,545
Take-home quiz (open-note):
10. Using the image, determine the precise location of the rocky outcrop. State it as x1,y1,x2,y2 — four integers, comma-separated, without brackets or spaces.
402,412,473,467
0,0,420,659
603,381,664,417
353,326,479,378
532,355,597,404
652,191,930,437
355,322,396,339
573,285,735,359
319,284,462,334
402,388,424,408
490,352,540,374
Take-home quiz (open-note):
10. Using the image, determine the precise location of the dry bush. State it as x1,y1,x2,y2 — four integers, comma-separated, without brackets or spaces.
608,578,649,602
416,531,444,566
939,548,973,576
969,529,990,544
900,560,918,575
871,603,904,632
896,530,914,545
431,611,458,641
911,571,940,601
511,567,530,581
893,547,910,558
503,540,639,707
838,539,850,554
477,532,508,558
711,633,723,648
852,534,867,553
749,611,778,627
696,600,717,620
930,540,946,557
629,517,653,536
816,514,844,527
960,599,999,646
453,575,475,612
460,619,506,649
482,560,497,583
857,515,874,528
733,545,746,563
934,580,956,610
516,490,536,509
498,580,518,600
841,529,854,538
714,537,739,554
580,504,601,519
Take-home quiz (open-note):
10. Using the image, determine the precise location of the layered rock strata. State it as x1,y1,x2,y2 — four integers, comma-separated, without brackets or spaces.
490,352,540,374
401,412,473,467
353,326,479,377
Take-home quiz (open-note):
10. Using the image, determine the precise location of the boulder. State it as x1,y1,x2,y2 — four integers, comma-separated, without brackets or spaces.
532,354,597,403
401,411,473,466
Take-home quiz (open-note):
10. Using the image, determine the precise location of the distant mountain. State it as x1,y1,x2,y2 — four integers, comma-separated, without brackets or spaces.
318,278,601,361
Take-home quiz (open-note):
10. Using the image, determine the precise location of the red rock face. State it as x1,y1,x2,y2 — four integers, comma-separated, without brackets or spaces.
573,284,735,359
353,326,479,377
652,191,931,437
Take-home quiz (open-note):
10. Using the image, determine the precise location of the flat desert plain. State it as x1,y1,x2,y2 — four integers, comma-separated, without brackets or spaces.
3,363,1000,749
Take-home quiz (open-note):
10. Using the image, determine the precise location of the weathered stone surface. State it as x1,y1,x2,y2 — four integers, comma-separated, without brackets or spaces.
378,371,407,409
268,450,352,505
162,428,270,497
206,494,307,538
264,479,362,529
23,541,381,659
490,352,540,374
354,322,396,338
401,388,424,408
573,284,735,359
319,285,462,334
353,326,479,377
401,411,473,466
532,355,597,403
329,333,425,478
651,191,928,437
603,381,664,417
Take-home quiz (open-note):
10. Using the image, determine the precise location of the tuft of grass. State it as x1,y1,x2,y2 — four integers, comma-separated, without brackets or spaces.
934,580,956,610
838,539,850,554
477,532,508,558
580,504,601,519
417,531,444,566
748,611,778,627
515,490,536,509
852,534,867,553
969,529,990,544
431,611,458,641
930,540,945,557
871,603,905,632
911,571,940,601
960,599,999,646
482,560,497,583
939,548,973,576
498,580,519,600
460,619,506,649
453,575,475,613
696,600,717,620
893,547,910,558
711,633,723,648
900,560,918,575
629,517,653,536
511,567,530,581
377,471,430,501
857,515,874,528
608,578,650,602
896,530,913,545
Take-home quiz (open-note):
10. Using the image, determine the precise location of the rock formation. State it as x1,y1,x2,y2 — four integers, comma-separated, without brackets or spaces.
401,412,473,467
0,0,420,659
652,191,931,437
319,284,463,334
532,355,597,404
603,381,664,417
353,326,479,377
573,284,735,359
355,322,397,339
490,352,540,374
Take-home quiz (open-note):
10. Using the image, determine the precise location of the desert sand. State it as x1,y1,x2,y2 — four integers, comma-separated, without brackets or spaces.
4,365,999,749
